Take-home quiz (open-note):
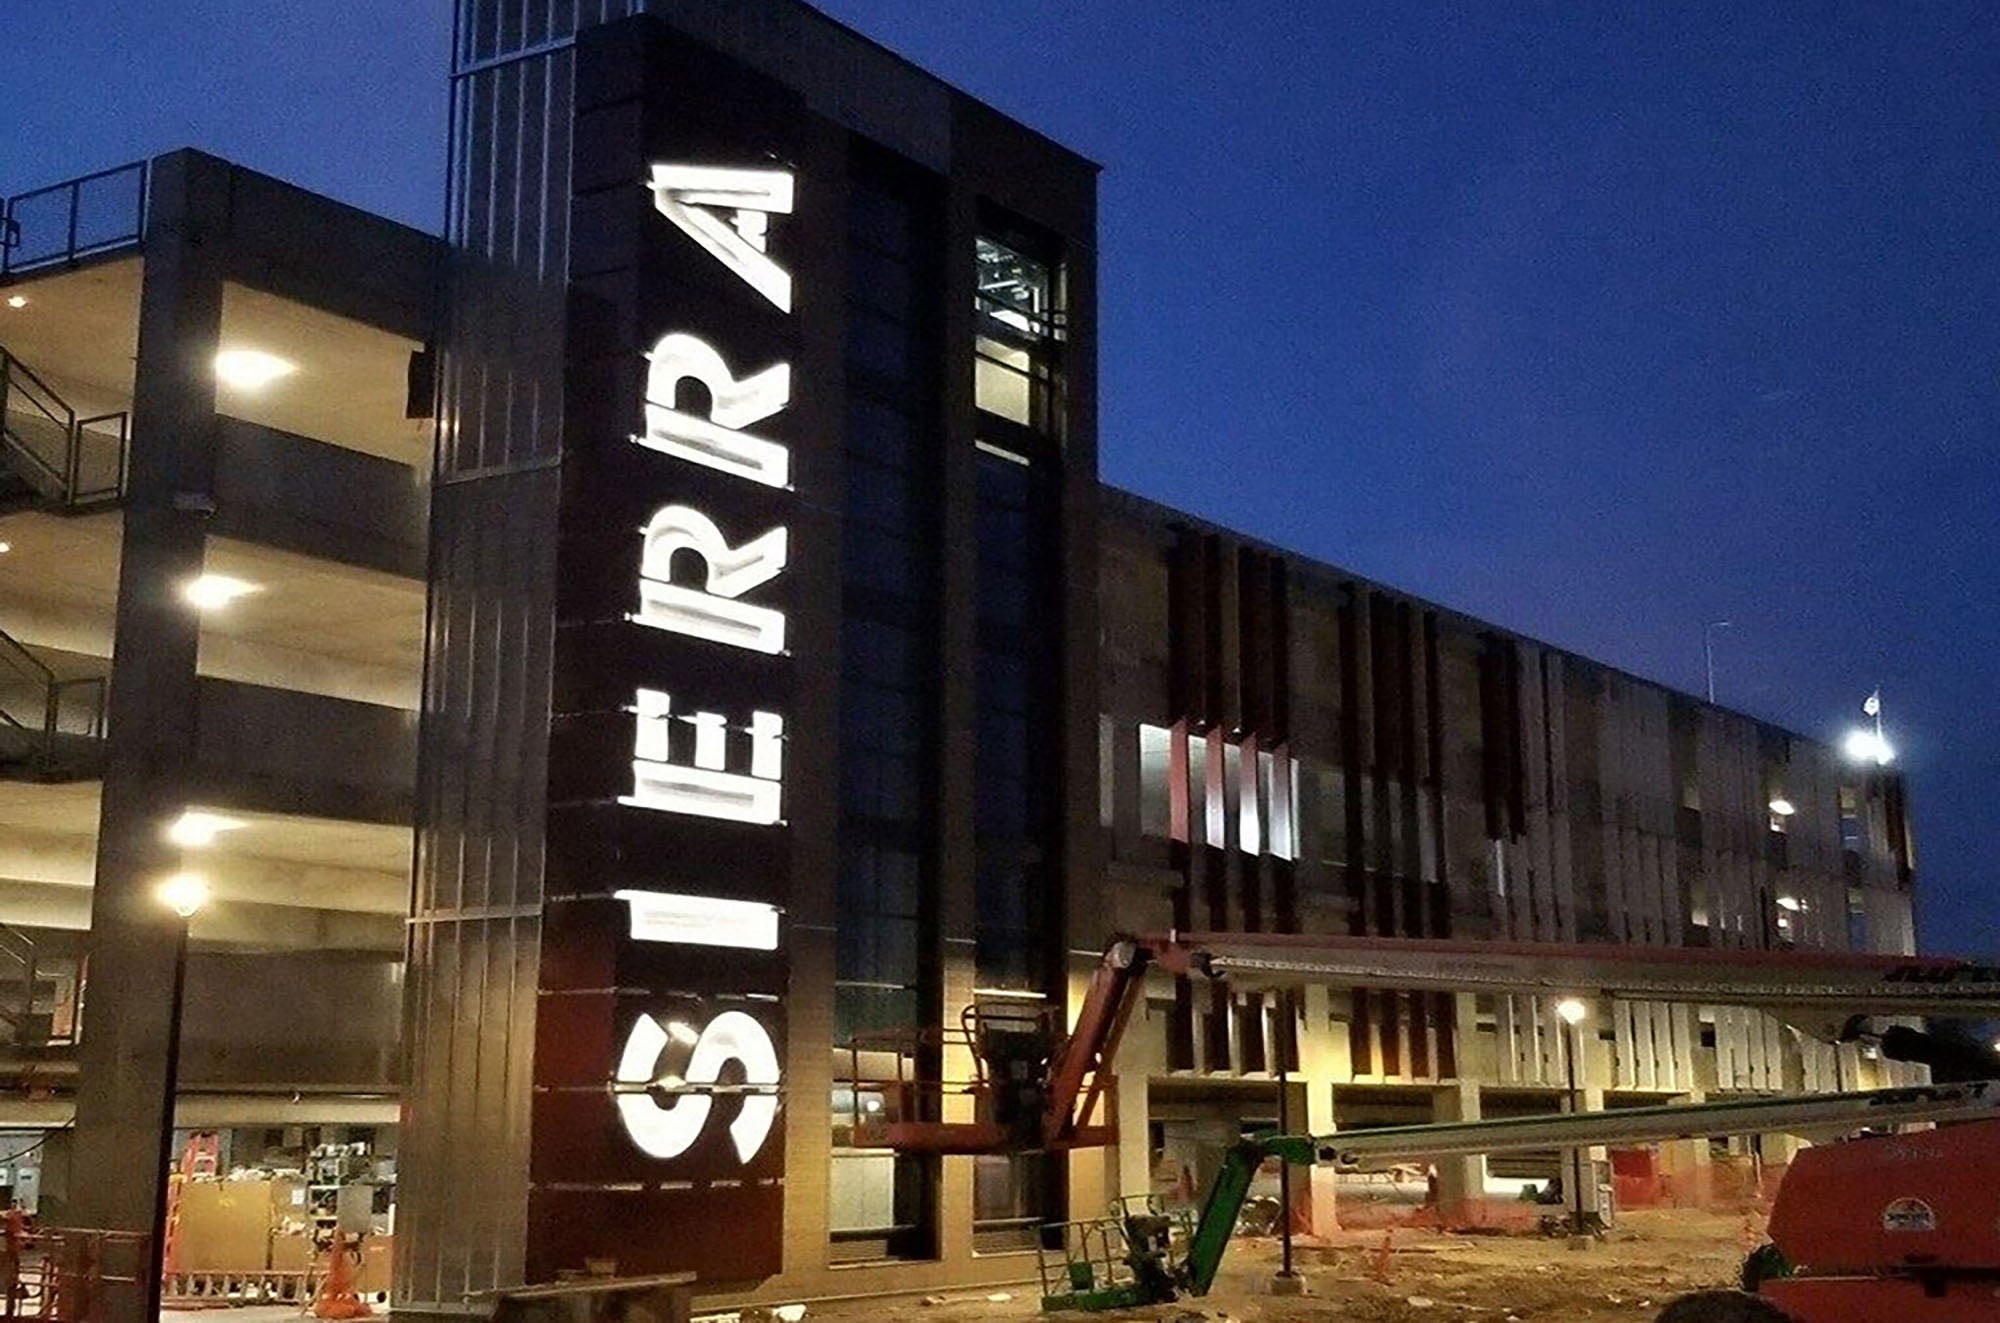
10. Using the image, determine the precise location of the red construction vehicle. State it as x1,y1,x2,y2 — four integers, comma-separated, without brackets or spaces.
839,931,2000,1321
1659,1117,2000,1321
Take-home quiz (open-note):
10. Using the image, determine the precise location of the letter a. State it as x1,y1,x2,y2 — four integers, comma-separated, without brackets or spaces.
648,164,795,312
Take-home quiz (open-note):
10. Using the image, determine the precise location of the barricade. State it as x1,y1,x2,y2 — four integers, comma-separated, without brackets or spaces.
0,1223,150,1323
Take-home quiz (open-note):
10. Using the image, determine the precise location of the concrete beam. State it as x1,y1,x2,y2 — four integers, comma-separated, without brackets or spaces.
0,1094,399,1128
0,826,407,913
0,880,402,951
0,588,418,710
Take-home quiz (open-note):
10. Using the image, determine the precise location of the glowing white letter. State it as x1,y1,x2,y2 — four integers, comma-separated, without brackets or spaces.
638,333,792,488
648,164,795,312
621,689,784,825
615,1009,782,1163
612,890,781,950
632,505,788,654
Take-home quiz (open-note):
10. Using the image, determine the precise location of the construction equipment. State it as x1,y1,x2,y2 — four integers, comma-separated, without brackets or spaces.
0,1220,151,1323
834,930,2000,1318
1035,1080,2000,1311
1655,1119,2000,1321
158,1131,219,1282
847,930,2000,1160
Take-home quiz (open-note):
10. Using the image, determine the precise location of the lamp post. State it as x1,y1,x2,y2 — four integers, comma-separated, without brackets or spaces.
1702,621,1731,705
1270,990,1303,1295
1555,997,1591,1243
150,873,210,1321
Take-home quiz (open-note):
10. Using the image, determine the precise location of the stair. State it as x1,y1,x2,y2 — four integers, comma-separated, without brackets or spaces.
0,629,107,783
0,345,128,514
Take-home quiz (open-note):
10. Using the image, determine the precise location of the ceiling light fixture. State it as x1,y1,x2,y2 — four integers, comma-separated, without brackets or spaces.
4,295,27,310
0,542,11,554
167,810,246,849
183,574,260,610
214,348,297,390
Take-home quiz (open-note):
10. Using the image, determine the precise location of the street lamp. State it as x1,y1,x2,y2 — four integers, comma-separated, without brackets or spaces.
1702,621,1732,705
1845,689,1894,766
1554,998,1591,1241
149,873,210,1321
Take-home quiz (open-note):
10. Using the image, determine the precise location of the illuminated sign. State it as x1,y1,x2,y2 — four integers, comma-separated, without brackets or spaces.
620,689,784,824
615,1010,782,1163
637,333,792,488
612,159,799,1168
612,889,781,950
647,165,796,312
631,505,788,654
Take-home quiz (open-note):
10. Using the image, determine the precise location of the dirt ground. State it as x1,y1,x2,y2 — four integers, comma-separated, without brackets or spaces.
807,1209,1757,1323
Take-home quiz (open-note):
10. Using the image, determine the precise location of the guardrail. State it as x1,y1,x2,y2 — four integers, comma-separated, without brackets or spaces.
0,162,148,276
0,348,129,512
0,626,107,781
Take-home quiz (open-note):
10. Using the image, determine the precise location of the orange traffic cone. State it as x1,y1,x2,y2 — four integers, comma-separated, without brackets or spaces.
309,1234,373,1320
1369,1227,1396,1284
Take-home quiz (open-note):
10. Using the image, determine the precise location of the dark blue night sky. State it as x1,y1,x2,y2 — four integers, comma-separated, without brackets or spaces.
5,2,1995,951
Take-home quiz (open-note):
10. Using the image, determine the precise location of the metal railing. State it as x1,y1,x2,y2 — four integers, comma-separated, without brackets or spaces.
0,1222,150,1322
0,627,107,780
0,348,129,512
0,161,148,276
0,925,80,1050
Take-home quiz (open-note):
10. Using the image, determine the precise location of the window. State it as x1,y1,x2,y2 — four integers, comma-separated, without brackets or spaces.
1138,723,1172,836
1839,785,1863,853
974,233,1063,433
973,1153,1050,1251
1133,721,1299,858
975,237,1053,335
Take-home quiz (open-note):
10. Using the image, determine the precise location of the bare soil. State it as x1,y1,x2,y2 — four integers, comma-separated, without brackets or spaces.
809,1209,1759,1323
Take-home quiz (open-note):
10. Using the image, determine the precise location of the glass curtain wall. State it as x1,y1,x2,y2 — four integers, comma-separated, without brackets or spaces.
831,149,944,1263
970,226,1064,1247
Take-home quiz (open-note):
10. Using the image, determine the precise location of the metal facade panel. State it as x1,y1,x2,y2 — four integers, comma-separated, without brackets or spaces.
647,0,951,171
400,1,620,1306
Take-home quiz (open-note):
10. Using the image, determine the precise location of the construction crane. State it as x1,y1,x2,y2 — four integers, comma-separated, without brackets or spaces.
1033,1078,2000,1313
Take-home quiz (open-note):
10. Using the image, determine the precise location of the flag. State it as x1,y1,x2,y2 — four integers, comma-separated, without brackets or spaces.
1862,689,1881,718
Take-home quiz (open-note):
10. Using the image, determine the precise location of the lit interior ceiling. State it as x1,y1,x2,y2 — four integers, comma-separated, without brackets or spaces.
200,534,425,684
0,258,432,467
217,282,432,466
0,781,410,915
0,258,141,418
0,515,425,707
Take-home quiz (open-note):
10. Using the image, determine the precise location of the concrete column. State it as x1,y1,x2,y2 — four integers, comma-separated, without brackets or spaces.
1756,1128,1803,1195
1430,1081,1484,1223
34,1130,73,1223
937,943,978,1269
1577,1086,1608,1222
1063,955,1109,1221
1662,1091,1711,1206
1111,1002,1159,1204
1297,985,1343,1236
1278,1079,1312,1234
69,153,227,1323
780,928,837,1280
